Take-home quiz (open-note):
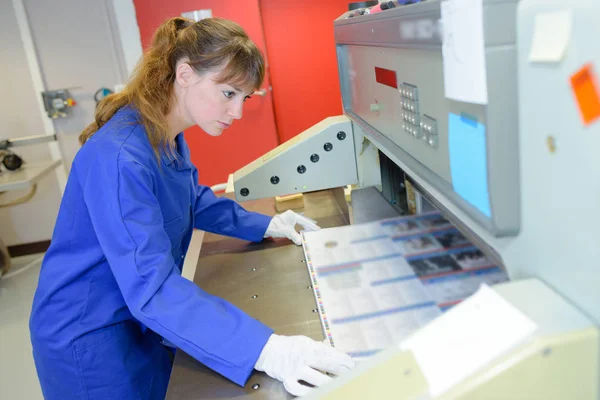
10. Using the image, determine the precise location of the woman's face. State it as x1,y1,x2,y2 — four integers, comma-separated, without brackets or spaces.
175,64,253,137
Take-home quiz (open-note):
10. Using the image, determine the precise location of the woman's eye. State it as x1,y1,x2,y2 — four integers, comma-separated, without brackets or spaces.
223,91,235,99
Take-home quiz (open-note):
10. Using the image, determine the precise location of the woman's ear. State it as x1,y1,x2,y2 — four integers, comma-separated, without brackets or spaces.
175,63,198,88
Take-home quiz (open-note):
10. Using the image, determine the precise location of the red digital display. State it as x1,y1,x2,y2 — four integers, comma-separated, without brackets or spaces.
374,67,398,89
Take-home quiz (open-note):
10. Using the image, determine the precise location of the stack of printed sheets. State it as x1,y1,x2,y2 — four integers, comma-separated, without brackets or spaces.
301,211,508,359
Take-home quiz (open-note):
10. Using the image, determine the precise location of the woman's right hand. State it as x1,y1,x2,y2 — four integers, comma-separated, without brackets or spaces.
254,334,355,397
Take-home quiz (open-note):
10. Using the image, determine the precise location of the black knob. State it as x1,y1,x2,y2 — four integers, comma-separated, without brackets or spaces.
297,165,307,174
270,176,280,185
324,142,333,152
2,153,23,171
240,188,250,197
337,131,347,140
310,154,320,163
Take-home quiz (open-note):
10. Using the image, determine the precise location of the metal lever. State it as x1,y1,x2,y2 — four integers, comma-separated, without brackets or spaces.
253,88,268,97
0,134,58,150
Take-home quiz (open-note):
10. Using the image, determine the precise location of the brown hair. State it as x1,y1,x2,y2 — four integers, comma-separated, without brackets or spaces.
79,17,265,158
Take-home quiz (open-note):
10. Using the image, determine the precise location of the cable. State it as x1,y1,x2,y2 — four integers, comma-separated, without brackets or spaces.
94,87,113,104
0,239,10,277
210,183,228,193
1,255,44,280
0,184,37,208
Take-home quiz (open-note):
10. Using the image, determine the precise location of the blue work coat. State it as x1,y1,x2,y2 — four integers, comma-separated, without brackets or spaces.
29,106,274,399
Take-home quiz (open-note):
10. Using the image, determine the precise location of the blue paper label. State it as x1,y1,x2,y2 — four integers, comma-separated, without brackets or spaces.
448,113,491,217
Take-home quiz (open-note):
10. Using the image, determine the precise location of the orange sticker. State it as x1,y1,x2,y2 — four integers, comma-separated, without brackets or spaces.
570,63,600,125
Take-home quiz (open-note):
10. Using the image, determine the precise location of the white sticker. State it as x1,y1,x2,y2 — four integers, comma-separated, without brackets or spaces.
181,9,212,21
529,9,572,63
441,0,488,105
400,284,537,397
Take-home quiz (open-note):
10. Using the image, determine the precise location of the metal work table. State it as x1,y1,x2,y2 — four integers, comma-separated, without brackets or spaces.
0,159,62,191
166,187,397,399
0,159,63,276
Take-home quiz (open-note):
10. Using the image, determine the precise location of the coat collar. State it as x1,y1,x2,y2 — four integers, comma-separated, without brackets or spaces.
161,132,192,171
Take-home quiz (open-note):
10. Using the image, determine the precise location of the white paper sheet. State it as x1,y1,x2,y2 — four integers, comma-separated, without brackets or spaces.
400,284,537,397
528,9,572,63
441,0,488,104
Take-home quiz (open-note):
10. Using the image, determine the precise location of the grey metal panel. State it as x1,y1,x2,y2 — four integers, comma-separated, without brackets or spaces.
483,47,521,235
335,1,443,49
345,45,452,183
233,117,358,202
509,0,600,325
334,0,517,49
350,186,401,224
336,46,352,112
334,0,520,237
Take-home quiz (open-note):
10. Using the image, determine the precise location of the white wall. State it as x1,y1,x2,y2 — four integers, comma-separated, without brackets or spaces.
111,0,143,79
0,0,62,246
0,0,142,248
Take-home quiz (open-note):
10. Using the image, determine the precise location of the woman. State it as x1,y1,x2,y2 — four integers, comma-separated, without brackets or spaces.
30,17,353,399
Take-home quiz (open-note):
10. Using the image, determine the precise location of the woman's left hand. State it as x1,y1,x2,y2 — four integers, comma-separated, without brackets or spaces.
264,210,320,245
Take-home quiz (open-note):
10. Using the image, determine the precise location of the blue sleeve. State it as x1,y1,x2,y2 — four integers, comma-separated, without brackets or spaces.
79,155,273,386
191,166,272,242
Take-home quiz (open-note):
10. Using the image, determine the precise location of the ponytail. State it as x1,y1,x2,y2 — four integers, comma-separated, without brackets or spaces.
79,17,192,158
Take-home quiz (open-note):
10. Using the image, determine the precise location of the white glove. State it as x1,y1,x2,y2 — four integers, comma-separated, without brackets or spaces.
254,334,355,397
264,210,320,245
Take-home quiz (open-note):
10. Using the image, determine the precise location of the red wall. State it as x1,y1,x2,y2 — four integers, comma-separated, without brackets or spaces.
260,0,349,143
134,1,269,53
